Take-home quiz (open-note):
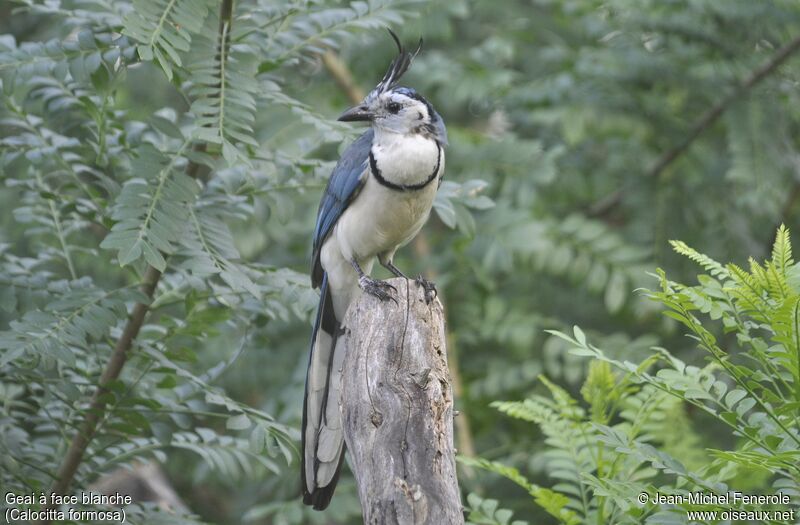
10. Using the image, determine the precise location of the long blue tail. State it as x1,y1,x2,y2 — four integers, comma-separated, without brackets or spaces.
301,272,346,510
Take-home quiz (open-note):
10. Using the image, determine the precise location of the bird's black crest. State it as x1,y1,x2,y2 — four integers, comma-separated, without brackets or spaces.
367,29,423,101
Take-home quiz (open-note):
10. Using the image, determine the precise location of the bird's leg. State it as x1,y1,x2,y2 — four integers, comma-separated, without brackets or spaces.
351,259,397,303
381,259,408,279
414,274,437,304
380,258,437,305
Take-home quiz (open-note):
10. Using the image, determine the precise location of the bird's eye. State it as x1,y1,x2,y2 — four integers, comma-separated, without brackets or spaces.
386,101,401,114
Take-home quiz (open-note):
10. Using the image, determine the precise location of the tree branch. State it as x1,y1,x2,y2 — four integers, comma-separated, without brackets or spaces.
588,34,800,218
322,50,365,103
342,278,463,525
40,0,233,515
649,35,800,178
44,149,210,525
46,264,162,506
408,233,477,480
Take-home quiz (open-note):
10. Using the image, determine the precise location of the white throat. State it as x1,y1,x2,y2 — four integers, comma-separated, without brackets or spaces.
370,129,440,187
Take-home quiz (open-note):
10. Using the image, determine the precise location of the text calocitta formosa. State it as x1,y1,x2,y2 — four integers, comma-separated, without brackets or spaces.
302,31,448,510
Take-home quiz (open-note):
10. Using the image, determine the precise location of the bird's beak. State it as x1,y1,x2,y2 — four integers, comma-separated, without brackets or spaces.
337,104,373,122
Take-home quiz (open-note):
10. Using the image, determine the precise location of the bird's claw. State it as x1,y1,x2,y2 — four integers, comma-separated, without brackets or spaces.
359,275,397,304
415,275,437,304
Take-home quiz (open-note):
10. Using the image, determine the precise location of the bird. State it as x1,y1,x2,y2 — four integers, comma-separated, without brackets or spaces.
301,30,447,510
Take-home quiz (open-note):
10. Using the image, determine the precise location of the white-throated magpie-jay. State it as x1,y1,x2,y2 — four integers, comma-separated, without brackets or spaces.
302,30,447,510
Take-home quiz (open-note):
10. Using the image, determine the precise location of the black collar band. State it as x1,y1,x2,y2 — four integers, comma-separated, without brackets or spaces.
369,142,441,192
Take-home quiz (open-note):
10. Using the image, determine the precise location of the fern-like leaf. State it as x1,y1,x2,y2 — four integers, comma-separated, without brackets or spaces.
464,492,528,525
460,457,581,525
100,143,199,271
0,280,131,367
189,13,259,164
772,224,794,273
491,399,559,425
670,240,730,279
178,206,260,298
97,429,282,479
123,0,212,80
267,0,424,64
0,32,135,83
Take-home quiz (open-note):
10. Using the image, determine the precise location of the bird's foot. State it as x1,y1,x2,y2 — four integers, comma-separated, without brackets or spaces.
415,275,437,304
359,275,397,304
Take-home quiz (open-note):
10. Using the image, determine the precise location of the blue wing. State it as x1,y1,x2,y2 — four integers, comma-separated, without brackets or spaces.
311,129,373,288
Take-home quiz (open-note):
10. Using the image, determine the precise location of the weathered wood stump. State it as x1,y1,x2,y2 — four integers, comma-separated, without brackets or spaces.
341,277,463,525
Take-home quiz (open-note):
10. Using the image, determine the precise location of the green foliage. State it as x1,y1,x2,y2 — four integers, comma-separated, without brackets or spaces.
0,0,454,523
4,0,800,523
189,10,259,164
470,368,685,524
100,141,199,271
464,492,529,525
123,0,212,81
0,278,134,366
470,228,800,523
258,0,425,65
461,456,580,525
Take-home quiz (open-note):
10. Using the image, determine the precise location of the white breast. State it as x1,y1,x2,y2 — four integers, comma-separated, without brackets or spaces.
371,131,440,187
331,131,444,264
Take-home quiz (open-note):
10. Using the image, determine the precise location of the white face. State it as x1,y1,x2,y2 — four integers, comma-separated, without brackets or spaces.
368,90,434,135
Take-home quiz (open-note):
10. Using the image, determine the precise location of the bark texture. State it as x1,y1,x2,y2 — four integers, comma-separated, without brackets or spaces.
341,278,463,525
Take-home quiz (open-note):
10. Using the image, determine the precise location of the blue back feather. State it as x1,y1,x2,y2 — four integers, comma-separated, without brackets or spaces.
311,129,373,287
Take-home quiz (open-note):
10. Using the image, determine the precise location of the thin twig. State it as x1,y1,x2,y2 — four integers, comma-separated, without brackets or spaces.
43,265,161,518
649,34,800,179
44,145,208,517
321,50,365,103
588,34,800,218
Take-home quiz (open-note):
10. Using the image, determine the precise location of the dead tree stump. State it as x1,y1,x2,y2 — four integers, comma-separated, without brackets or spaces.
341,277,463,525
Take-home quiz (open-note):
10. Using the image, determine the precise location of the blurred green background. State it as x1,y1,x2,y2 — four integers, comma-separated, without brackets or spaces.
2,0,800,523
